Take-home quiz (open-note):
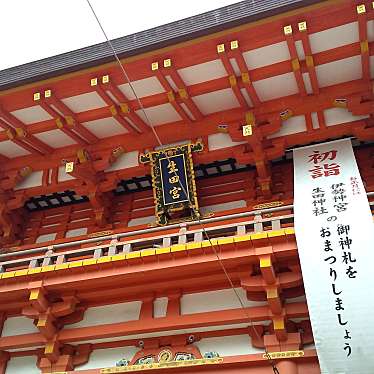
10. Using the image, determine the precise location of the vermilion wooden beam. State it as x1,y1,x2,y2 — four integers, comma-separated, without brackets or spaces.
166,67,203,121
155,70,192,123
0,0,358,112
103,81,151,133
0,70,369,148
0,79,369,175
0,302,308,349
94,85,138,134
357,10,370,81
218,50,249,110
0,106,53,155
0,118,39,155
229,48,261,107
299,30,320,94
38,101,88,146
45,95,99,144
285,33,307,96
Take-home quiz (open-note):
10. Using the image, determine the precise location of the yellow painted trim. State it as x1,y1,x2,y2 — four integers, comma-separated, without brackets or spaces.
28,267,42,275
2,271,15,279
41,265,56,272
55,263,69,270
291,58,300,71
30,289,40,300
217,237,234,245
273,318,285,330
44,342,55,354
141,249,156,257
111,254,127,261
251,232,268,240
305,55,314,67
126,251,141,259
360,40,369,53
234,234,252,243
186,242,201,250
68,261,83,268
171,244,187,252
83,258,98,266
97,256,112,263
267,229,285,238
285,227,295,235
155,247,171,255
266,287,278,298
260,257,272,268
15,269,29,277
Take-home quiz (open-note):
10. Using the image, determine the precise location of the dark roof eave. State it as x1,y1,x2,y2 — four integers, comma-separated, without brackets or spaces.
0,0,325,91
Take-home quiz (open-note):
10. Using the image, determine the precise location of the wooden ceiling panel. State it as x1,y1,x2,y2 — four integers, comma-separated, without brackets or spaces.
243,41,290,70
309,22,359,54
82,117,129,138
135,102,181,126
268,115,306,139
324,108,369,127
61,91,107,113
10,105,52,125
177,59,227,86
118,76,165,100
33,129,77,148
253,72,298,101
0,140,31,158
192,88,240,115
315,56,362,88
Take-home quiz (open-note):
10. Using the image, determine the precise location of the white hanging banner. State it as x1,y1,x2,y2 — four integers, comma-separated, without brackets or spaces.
293,138,374,374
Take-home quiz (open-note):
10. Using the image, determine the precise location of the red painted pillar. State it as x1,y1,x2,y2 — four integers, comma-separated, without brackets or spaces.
277,360,298,374
0,352,9,374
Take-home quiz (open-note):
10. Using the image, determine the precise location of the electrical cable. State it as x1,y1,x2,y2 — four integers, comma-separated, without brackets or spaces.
85,1,280,372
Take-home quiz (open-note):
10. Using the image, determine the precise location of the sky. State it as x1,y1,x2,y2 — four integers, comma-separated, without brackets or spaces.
0,0,240,70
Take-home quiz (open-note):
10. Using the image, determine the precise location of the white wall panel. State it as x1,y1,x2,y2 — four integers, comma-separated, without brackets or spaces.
195,335,263,357
208,133,245,151
268,115,306,139
76,347,139,371
65,227,88,238
35,233,57,244
128,216,155,227
58,166,75,181
105,151,139,172
69,302,141,328
324,108,369,127
153,297,168,318
181,288,266,315
14,171,43,190
2,316,38,337
5,356,39,374
200,200,246,215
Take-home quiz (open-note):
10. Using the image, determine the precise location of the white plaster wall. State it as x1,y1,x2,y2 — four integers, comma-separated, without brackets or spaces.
105,151,139,172
324,108,369,126
2,316,38,337
69,302,141,328
153,297,168,318
268,115,306,139
65,227,88,238
35,233,56,243
195,335,263,357
58,166,75,181
76,347,139,371
181,288,266,315
14,171,43,190
128,216,155,227
208,133,245,151
200,200,246,215
5,356,39,374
